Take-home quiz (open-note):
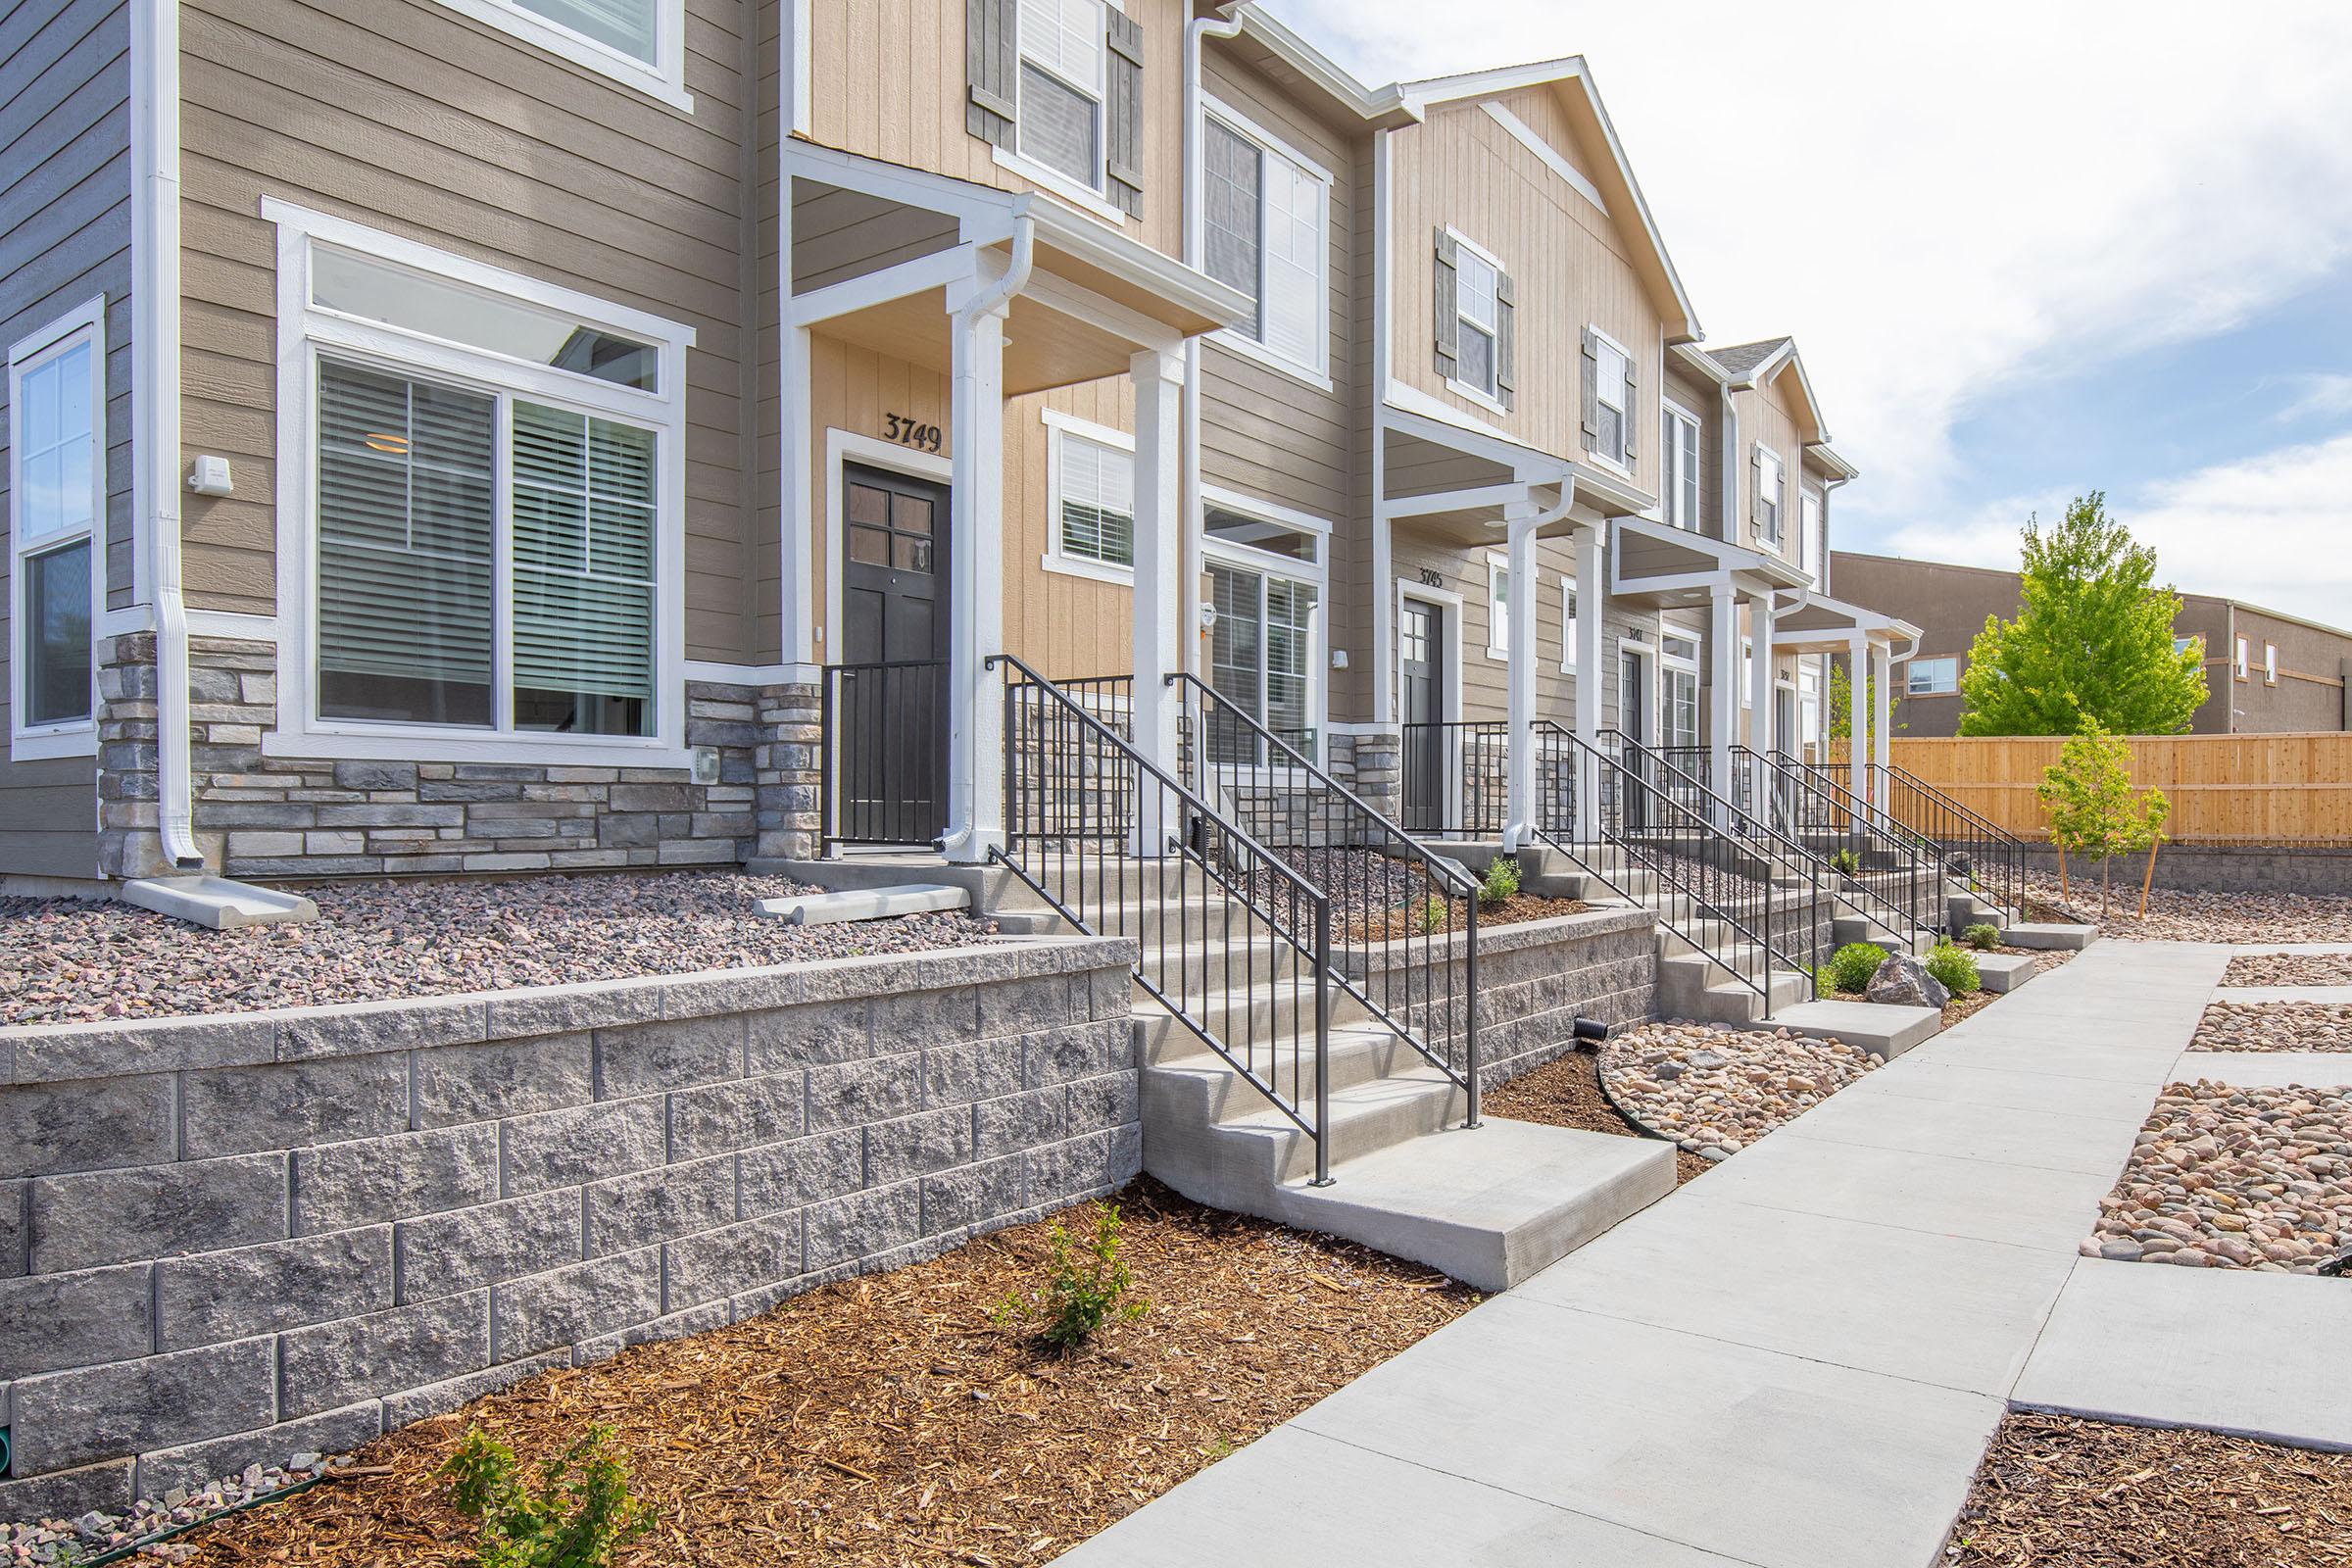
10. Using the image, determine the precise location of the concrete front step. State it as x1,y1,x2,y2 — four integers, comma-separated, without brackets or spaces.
1144,1061,1468,1199
2005,921,2098,951
1266,1118,1677,1293
1770,998,1943,1059
1973,951,2040,994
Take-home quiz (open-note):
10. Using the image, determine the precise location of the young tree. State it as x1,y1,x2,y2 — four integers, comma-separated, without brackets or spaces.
1828,661,1901,745
2034,721,2172,918
1957,493,2207,736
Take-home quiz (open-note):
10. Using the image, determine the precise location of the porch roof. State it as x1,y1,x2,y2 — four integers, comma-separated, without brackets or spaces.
1608,515,1807,608
1770,588,1922,655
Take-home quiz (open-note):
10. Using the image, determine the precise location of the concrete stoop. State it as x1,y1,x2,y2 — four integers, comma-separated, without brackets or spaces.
1973,951,2040,993
2004,921,2098,951
1769,998,1943,1060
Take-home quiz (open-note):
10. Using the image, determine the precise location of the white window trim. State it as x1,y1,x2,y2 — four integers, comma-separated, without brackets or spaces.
1661,396,1701,531
430,0,692,114
1445,227,1509,416
1201,487,1330,771
1660,633,1701,750
1012,0,1113,203
1587,323,1634,478
1201,95,1335,392
1740,636,1754,707
262,200,697,768
8,296,107,760
1558,574,1579,672
1753,442,1785,546
1040,408,1136,586
1907,656,1959,696
990,144,1131,227
2266,643,2279,685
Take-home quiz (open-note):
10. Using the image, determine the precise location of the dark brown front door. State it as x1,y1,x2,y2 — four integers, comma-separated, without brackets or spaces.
835,465,949,845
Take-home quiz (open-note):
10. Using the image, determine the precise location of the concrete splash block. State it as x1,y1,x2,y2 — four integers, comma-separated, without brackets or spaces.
118,876,318,929
1771,999,1943,1060
1973,952,2040,994
755,883,970,925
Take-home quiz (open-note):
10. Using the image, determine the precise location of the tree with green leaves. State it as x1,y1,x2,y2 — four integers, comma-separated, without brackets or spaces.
1828,660,1900,745
2034,721,2171,918
1957,493,2207,736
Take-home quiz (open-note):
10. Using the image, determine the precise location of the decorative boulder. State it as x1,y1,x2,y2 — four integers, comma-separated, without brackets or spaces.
1867,953,1951,1009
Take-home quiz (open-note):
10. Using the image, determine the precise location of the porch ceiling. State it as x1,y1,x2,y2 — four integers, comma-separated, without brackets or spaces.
1610,516,1806,608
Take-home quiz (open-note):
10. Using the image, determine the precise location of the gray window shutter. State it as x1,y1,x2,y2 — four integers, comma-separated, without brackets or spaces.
1621,348,1639,462
1775,462,1788,534
1494,270,1516,412
1105,9,1144,217
1432,227,1458,380
966,0,1016,145
1579,327,1598,452
1749,446,1763,536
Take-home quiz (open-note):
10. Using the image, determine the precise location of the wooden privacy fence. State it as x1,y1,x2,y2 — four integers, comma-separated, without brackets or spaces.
1839,734,2352,844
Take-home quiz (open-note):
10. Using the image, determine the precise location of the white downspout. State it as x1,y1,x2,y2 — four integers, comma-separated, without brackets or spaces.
131,0,201,871
1182,6,1249,724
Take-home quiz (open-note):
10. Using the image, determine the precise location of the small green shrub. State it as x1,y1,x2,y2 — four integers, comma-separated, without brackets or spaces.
1413,895,1446,934
439,1423,649,1568
1480,857,1521,908
1926,939,1982,997
1825,941,1889,995
1828,847,1864,877
1961,922,2001,952
997,1201,1148,1349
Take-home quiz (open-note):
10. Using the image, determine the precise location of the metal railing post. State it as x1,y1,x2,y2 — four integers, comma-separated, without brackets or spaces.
1464,886,1482,1128
1312,896,1333,1186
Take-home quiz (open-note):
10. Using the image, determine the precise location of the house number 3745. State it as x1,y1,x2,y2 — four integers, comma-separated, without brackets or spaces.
884,414,943,453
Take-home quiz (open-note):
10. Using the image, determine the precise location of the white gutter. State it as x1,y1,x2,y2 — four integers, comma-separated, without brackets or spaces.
1717,382,1740,550
130,0,201,870
1183,5,1249,701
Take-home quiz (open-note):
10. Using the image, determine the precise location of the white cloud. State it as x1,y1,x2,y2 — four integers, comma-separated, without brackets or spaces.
1262,0,2352,513
2275,372,2352,423
1886,432,2352,627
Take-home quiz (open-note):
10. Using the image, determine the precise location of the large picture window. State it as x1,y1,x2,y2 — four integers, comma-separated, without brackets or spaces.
1202,101,1331,383
270,204,692,764
8,299,105,758
1201,493,1326,766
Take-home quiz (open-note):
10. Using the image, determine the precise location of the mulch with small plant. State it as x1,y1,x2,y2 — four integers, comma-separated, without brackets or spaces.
1484,1048,1712,1183
1949,1411,2352,1565
170,1182,1476,1568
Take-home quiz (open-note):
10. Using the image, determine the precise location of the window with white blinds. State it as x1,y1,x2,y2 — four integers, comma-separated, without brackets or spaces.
1054,430,1134,569
9,299,106,753
271,201,689,760
1663,402,1701,530
1202,102,1330,381
1018,0,1107,188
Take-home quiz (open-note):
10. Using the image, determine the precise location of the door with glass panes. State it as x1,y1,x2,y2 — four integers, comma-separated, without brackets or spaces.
835,464,948,845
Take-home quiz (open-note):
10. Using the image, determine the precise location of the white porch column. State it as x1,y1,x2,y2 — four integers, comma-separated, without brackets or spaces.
1708,582,1738,819
944,292,1008,863
1846,632,1869,804
1130,347,1184,784
1871,639,1892,797
1748,592,1777,762
1501,505,1540,852
1573,524,1605,837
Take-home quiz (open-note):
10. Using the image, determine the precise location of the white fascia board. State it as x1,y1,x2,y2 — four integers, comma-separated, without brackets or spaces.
1669,341,1730,384
1018,197,1255,331
1233,8,1417,125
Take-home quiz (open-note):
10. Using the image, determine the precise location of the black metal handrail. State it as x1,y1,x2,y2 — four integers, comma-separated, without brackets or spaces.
819,659,947,853
1760,748,1940,947
1397,719,1511,838
990,655,1336,1183
1868,760,2027,922
1173,674,1482,1121
1535,721,1821,1005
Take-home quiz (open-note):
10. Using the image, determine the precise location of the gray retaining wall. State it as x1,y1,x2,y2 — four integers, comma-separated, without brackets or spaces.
0,936,1136,1518
2026,843,2352,899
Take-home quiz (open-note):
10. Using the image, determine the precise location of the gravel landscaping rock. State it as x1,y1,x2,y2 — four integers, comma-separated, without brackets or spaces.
1,1456,341,1565
2083,1080,2352,1272
2190,1001,2352,1053
0,872,997,1026
1483,1050,1712,1184
2226,951,2352,986
2028,872,2352,943
1597,1021,1877,1157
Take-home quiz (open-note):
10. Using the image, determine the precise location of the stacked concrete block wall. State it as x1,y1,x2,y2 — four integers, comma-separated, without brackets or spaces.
93,635,821,880
0,936,1137,1518
1349,906,1657,1089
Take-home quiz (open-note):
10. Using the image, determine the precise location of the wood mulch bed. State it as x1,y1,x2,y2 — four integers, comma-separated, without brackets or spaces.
1950,1410,2352,1565
1348,892,1588,940
174,1182,1477,1568
1485,1048,1712,1184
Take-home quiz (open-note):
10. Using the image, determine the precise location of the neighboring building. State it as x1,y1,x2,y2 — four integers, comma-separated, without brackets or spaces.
1829,551,2352,735
1,0,1910,891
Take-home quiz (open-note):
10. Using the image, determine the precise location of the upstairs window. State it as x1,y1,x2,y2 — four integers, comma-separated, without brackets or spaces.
1017,0,1108,190
1455,247,1500,400
1662,401,1701,528
2266,643,2279,685
9,299,105,757
1202,103,1331,382
1754,445,1786,546
1907,656,1959,696
1591,332,1630,468
1434,228,1513,411
1800,490,1823,577
2235,635,2251,681
434,0,689,110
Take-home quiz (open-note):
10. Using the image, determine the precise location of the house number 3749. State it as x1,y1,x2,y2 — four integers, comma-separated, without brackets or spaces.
884,414,943,453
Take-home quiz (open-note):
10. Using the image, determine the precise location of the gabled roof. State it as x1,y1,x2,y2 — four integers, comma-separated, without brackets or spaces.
1706,338,1790,381
1714,336,1833,446
1394,55,1700,342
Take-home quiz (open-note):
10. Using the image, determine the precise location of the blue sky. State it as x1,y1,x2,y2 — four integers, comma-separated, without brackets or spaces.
1265,0,2352,624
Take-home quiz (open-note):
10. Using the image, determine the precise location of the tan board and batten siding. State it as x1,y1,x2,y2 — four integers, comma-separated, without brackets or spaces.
175,0,776,663
1733,366,1811,565
1388,87,1662,483
0,0,130,878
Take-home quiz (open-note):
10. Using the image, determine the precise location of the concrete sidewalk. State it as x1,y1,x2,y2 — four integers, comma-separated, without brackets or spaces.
1059,941,2231,1568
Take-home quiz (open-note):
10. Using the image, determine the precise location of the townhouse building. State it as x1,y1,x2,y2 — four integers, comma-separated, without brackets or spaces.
1,0,1918,897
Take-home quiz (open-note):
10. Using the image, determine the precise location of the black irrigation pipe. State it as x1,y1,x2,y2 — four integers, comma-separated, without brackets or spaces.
76,1468,359,1567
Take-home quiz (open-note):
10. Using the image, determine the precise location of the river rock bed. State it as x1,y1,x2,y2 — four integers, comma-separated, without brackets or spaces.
2083,1080,2352,1271
0,871,997,1026
2027,874,2352,943
2190,1000,2352,1053
2,1456,338,1566
1597,1021,1877,1159
2225,951,2352,986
